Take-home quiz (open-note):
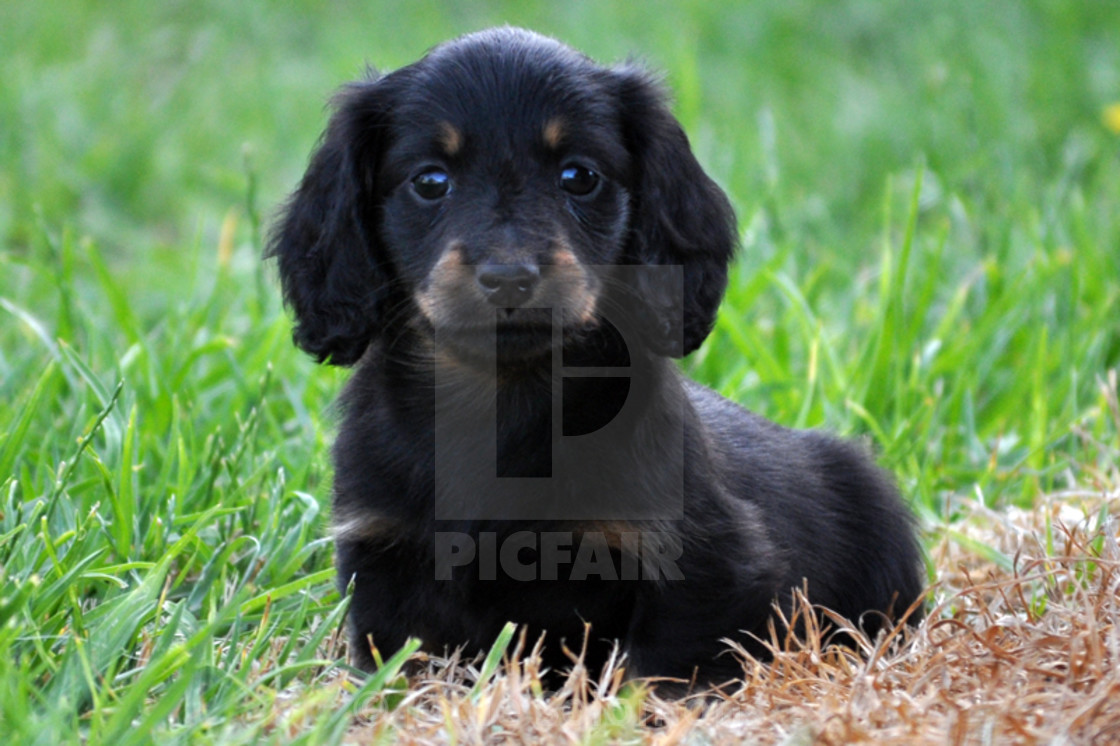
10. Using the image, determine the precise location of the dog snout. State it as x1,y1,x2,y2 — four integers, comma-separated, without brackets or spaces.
476,263,541,307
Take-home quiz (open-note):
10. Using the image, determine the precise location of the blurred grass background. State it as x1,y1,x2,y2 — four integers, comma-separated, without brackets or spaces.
1,1,1119,742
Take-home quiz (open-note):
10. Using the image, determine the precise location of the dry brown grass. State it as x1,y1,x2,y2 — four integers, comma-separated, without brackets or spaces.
329,489,1119,745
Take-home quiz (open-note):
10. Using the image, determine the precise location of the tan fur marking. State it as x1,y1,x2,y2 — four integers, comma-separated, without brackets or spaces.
552,247,578,267
332,513,397,542
416,244,468,326
542,117,566,149
581,521,637,550
438,121,463,156
548,246,598,322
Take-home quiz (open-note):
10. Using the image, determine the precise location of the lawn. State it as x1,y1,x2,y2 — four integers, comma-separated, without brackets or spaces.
1,1,1118,743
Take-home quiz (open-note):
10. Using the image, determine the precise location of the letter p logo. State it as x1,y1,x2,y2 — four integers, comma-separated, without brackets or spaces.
434,265,685,521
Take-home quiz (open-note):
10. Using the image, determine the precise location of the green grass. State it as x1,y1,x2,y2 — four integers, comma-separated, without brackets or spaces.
1,0,1118,742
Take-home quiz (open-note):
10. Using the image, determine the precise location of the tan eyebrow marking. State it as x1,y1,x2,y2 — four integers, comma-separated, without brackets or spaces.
543,117,566,149
438,121,463,156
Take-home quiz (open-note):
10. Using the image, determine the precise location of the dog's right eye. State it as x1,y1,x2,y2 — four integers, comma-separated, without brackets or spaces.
559,164,600,197
412,169,451,200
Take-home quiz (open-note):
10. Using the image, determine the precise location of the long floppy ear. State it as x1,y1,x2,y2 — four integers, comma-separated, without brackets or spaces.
612,66,737,357
266,77,396,366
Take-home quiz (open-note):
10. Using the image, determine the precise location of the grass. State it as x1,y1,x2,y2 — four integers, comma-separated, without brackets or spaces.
1,0,1119,742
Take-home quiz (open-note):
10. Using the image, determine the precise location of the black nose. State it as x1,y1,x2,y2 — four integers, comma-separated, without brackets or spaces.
476,263,540,307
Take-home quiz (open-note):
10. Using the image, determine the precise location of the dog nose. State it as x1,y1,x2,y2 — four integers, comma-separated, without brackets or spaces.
476,263,540,307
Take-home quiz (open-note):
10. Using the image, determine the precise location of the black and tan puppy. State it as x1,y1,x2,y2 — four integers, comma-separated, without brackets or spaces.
269,27,923,687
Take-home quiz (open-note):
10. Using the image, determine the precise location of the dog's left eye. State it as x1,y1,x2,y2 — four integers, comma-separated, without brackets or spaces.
559,165,600,196
412,169,451,200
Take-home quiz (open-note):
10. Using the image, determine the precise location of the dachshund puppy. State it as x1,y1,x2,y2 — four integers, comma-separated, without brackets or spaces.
269,27,923,687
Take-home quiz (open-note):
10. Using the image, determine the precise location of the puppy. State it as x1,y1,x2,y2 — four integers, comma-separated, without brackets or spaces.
269,27,924,687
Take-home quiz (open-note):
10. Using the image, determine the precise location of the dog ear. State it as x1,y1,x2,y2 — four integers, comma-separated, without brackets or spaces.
267,77,396,366
612,67,737,357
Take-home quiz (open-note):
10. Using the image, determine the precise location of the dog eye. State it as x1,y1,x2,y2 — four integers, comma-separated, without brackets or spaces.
412,169,451,200
559,165,600,196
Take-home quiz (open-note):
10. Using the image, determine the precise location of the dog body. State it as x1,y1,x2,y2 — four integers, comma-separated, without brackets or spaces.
270,27,923,685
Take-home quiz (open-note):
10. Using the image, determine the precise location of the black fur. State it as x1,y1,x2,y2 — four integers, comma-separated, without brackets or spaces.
268,27,924,689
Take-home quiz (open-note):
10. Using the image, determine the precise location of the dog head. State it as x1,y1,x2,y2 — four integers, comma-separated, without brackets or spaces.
269,27,737,366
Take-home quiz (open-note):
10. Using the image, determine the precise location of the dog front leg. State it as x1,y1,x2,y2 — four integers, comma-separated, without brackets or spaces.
623,531,782,690
335,536,471,671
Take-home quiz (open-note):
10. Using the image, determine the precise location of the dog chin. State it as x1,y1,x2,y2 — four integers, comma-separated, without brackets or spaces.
432,322,558,368
425,301,604,368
